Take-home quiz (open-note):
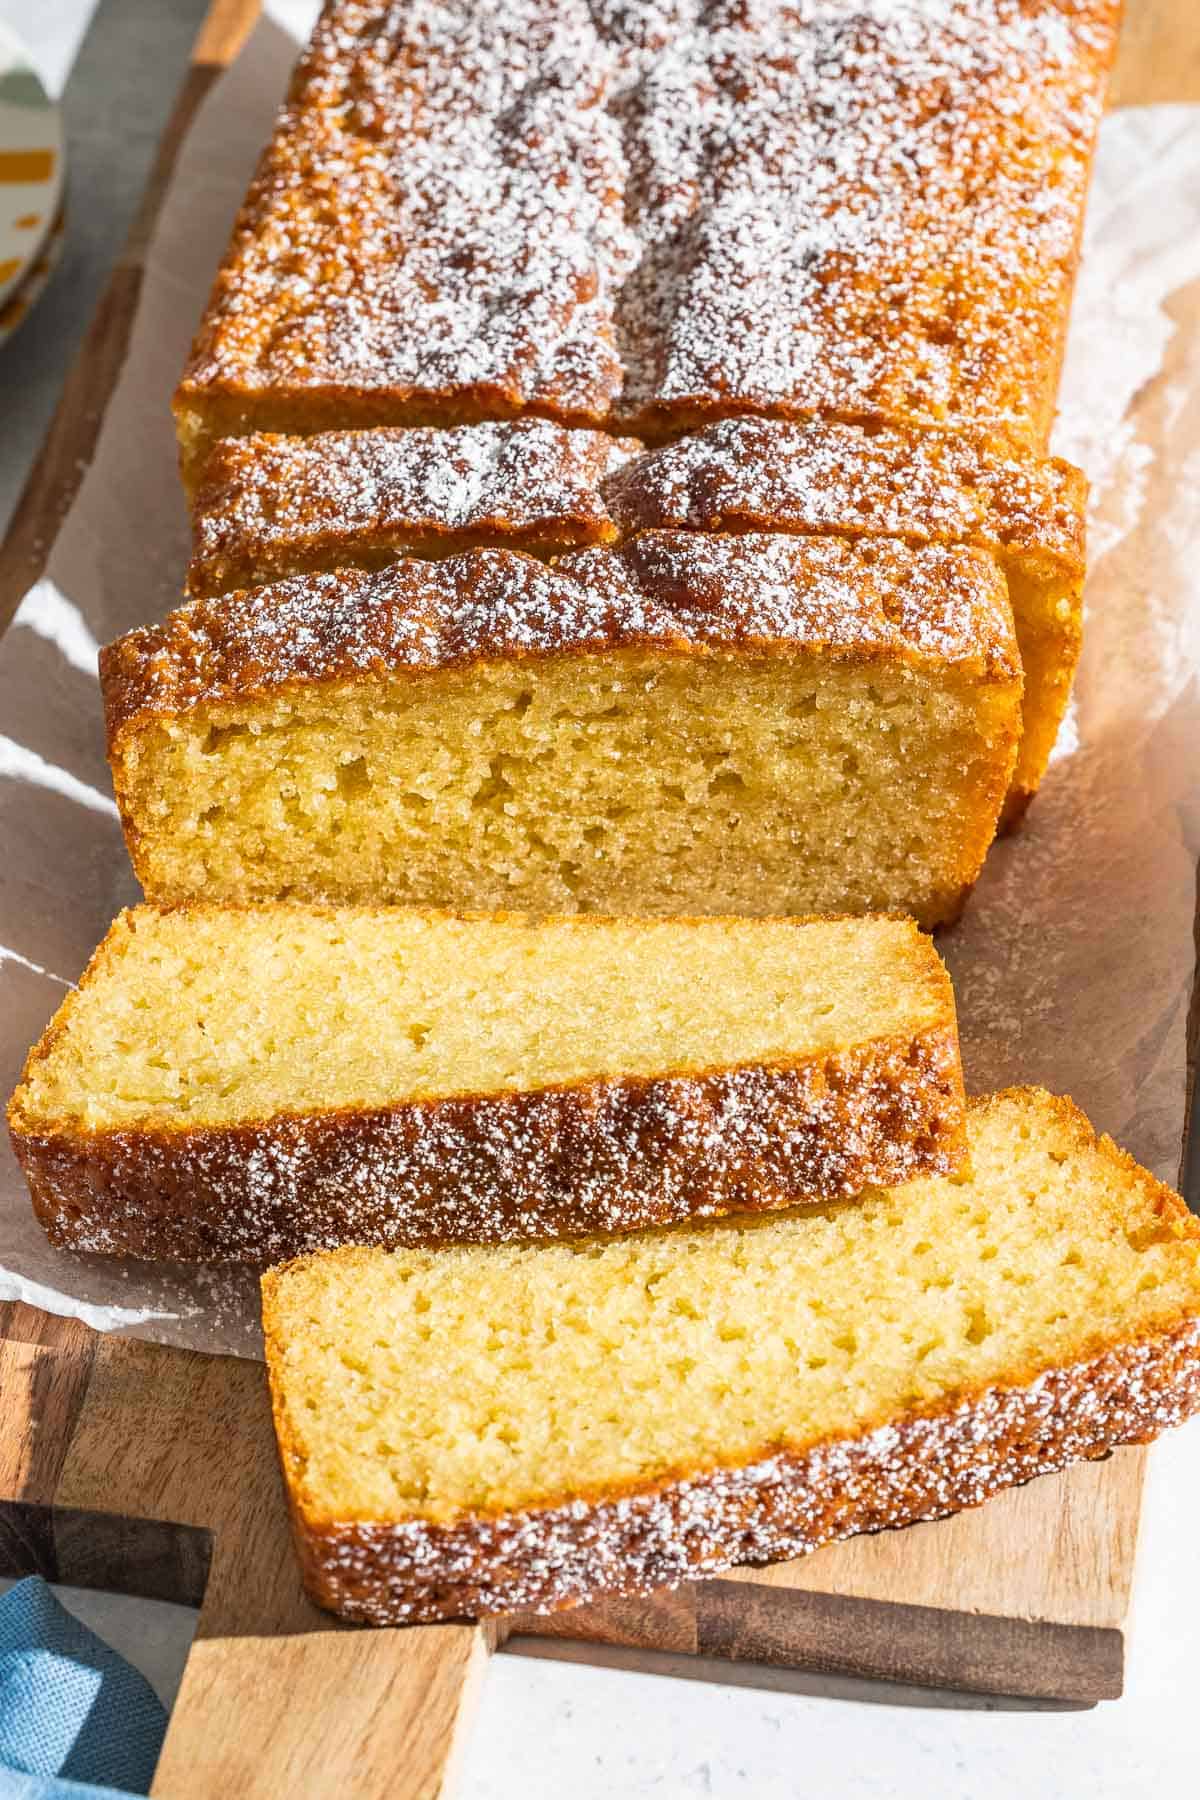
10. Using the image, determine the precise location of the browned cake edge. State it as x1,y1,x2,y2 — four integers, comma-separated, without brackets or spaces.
101,539,1022,750
184,420,1086,601
997,567,1084,832
9,1021,966,1264
600,422,1087,572
186,422,643,597
261,1092,1200,1624
270,1311,1200,1626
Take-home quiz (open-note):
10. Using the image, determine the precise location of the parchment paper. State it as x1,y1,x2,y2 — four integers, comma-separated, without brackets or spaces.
0,9,1197,1358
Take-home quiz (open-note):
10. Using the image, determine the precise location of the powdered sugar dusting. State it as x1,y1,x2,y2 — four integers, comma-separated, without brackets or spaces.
180,0,1120,445
604,417,1086,567
103,532,1017,740
189,414,1085,598
27,1030,963,1263
189,420,640,595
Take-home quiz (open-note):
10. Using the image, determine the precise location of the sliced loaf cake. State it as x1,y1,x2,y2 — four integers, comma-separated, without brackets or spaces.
102,534,1022,926
185,418,1082,827
8,906,965,1263
261,1089,1200,1625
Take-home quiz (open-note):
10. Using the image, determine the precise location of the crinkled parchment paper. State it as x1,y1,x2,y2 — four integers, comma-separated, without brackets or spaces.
0,8,1197,1357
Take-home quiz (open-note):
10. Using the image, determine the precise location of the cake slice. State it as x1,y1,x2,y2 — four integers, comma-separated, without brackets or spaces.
101,535,1022,926
186,420,639,598
604,419,1087,827
7,906,966,1263
184,418,1083,826
261,1089,1200,1626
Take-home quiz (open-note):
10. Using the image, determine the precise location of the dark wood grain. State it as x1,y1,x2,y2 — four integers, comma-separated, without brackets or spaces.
696,1581,1123,1702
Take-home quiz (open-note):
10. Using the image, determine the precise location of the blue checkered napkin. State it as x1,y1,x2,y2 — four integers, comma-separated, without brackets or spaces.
0,1578,167,1798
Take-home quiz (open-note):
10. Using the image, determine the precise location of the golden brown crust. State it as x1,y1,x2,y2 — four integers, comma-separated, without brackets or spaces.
185,416,1085,591
270,1315,1200,1625
10,1024,967,1264
174,0,1120,480
187,422,640,598
102,533,1021,755
602,419,1087,574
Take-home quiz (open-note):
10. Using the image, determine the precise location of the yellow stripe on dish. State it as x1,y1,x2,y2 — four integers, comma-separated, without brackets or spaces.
0,150,55,183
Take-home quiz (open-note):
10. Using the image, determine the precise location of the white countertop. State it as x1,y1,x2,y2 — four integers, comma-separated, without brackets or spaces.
3,4,1198,1795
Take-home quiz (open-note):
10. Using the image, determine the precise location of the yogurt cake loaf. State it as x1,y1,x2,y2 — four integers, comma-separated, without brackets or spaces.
186,416,1084,824
174,0,1119,483
7,907,967,1263
102,535,1022,924
261,1088,1200,1625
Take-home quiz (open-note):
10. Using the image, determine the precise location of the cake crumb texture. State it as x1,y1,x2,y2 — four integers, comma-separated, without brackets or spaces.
102,535,1021,925
261,1090,1200,1622
7,906,967,1260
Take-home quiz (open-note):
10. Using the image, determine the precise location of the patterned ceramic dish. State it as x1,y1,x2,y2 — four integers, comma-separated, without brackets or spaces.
0,21,65,336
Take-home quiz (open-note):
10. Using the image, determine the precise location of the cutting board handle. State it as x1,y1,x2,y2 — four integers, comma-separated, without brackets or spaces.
152,1599,490,1799
34,1334,494,1800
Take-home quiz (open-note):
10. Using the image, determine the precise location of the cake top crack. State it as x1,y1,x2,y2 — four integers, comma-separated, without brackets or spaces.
176,0,1120,452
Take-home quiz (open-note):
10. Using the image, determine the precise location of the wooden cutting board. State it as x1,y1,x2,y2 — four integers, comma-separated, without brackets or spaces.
1,3,1196,1795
